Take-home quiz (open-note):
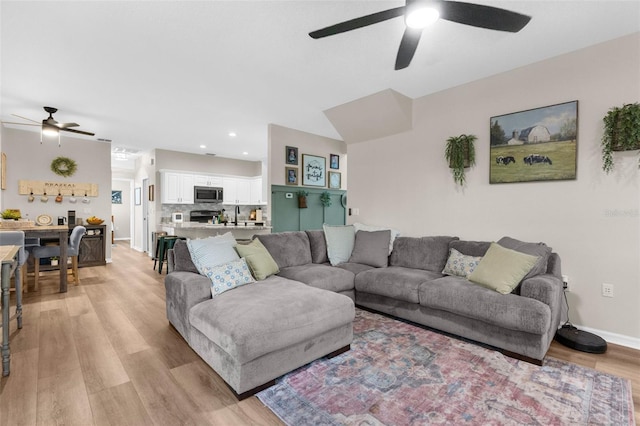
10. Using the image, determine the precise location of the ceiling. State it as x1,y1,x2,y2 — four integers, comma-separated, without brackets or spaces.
1,1,639,163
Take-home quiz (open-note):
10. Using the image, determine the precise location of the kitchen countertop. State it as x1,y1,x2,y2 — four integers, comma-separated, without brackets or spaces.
161,222,271,230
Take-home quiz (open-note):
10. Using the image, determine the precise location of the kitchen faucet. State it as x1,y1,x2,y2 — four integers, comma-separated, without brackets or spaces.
234,205,240,225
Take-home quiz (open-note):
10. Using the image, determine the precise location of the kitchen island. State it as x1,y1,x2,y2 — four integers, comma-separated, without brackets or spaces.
160,222,271,241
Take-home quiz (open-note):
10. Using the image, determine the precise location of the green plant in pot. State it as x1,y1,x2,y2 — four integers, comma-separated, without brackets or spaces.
445,134,477,185
320,191,332,207
601,102,640,173
297,190,309,208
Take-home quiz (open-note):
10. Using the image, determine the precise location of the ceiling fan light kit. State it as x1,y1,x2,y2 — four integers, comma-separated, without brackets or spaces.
309,0,531,70
405,3,440,29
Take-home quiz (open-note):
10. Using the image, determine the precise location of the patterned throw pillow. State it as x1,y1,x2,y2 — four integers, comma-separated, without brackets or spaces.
187,232,239,275
202,258,255,298
442,248,482,278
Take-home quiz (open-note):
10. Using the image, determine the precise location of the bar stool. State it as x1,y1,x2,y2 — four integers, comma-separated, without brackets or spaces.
154,236,186,274
32,226,86,291
0,231,27,297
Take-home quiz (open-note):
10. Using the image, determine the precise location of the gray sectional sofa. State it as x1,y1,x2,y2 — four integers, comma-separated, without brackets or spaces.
164,229,564,399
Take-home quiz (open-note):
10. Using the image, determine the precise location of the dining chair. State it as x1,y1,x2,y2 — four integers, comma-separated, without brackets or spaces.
0,231,27,294
32,226,86,291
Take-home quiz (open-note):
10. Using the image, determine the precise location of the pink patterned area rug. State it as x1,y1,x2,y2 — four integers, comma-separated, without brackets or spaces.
258,309,635,425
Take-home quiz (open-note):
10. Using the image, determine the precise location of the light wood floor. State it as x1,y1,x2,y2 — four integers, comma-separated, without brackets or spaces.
1,241,638,425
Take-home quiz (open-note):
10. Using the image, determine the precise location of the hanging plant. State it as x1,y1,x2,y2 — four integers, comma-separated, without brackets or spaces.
444,134,477,185
320,191,332,207
297,190,309,208
601,102,640,173
50,156,77,177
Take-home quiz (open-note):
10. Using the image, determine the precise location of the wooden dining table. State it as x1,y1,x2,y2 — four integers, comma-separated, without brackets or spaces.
0,224,70,293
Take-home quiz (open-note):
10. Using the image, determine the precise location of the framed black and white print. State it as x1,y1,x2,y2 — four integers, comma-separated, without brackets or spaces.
111,190,122,204
285,167,298,186
329,171,341,189
490,100,578,184
302,154,326,187
330,154,340,169
286,146,298,165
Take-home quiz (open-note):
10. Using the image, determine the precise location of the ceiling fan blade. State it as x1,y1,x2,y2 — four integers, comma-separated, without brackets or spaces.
440,1,531,33
1,121,40,127
11,114,39,124
58,122,80,128
309,6,406,39
395,27,423,70
61,127,95,137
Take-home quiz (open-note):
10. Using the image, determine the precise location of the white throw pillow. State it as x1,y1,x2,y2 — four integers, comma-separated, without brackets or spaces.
187,232,240,274
323,224,355,266
442,248,482,278
202,258,255,298
353,222,400,255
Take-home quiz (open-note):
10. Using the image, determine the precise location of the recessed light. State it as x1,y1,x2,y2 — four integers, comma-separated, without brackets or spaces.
200,144,206,149
242,151,248,156
229,132,237,137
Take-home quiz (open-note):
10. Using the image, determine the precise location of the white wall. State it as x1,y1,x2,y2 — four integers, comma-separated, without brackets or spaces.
347,33,640,346
1,127,113,261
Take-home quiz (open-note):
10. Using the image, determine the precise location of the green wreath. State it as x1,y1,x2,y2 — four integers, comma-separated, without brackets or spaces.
50,156,77,177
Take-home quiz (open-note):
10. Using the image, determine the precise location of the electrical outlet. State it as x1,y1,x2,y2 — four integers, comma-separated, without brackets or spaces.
602,283,614,298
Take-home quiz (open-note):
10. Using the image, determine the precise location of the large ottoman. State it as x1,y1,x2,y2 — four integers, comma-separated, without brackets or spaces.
185,275,355,398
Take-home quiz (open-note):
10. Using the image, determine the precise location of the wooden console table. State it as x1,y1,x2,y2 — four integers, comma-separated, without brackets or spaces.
1,245,20,376
0,225,70,293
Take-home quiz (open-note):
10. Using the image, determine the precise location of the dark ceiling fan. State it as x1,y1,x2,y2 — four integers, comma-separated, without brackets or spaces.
2,106,95,144
309,0,531,70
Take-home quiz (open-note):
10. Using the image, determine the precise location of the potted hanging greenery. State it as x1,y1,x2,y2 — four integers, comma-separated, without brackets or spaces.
320,191,332,207
297,190,309,208
445,134,477,185
601,102,640,173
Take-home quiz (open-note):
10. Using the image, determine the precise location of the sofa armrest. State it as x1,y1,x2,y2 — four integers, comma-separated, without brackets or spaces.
520,273,564,331
164,271,211,342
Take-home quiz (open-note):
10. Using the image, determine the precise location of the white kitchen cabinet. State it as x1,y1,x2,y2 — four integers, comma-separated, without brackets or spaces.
223,177,251,204
250,177,265,205
194,175,223,187
161,172,195,204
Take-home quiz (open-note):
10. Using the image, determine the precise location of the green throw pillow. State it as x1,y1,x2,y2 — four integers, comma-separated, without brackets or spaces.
467,242,539,294
235,238,279,280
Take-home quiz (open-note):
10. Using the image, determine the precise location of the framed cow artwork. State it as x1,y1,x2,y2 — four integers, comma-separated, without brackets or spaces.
489,100,578,184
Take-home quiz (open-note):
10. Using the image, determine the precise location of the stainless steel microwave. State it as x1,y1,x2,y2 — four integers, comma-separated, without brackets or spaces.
194,186,223,203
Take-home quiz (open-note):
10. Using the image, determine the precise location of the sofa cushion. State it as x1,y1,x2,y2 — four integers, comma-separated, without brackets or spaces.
442,248,482,278
467,243,539,294
353,222,400,255
189,277,355,363
305,230,329,264
172,239,199,274
277,264,355,293
449,240,491,257
419,276,551,335
202,258,255,297
255,232,312,268
323,224,356,266
349,230,391,268
389,236,459,272
336,262,376,275
497,236,552,280
234,238,279,280
355,266,443,304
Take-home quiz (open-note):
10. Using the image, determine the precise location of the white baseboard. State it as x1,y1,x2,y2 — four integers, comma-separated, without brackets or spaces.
106,258,112,264
574,324,640,350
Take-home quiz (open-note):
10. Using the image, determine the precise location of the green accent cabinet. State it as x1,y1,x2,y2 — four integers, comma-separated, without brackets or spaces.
271,185,346,233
